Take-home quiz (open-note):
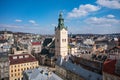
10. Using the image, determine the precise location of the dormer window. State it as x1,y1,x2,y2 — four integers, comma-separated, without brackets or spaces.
19,56,23,59
13,56,17,59
62,39,66,42
25,55,29,58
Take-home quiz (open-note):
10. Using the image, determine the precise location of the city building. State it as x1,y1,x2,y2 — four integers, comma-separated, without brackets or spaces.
103,59,120,80
56,57,102,80
83,39,94,45
55,12,68,59
3,29,13,40
0,40,11,53
55,13,102,80
9,53,39,80
0,52,9,80
103,45,120,80
31,42,41,54
68,43,77,55
73,55,103,74
23,67,63,80
93,40,108,53
12,47,28,55
106,46,120,59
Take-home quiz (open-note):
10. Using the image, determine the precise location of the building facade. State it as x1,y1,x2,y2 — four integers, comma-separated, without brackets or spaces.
9,53,38,80
103,59,120,80
0,52,9,80
31,42,41,54
55,12,68,59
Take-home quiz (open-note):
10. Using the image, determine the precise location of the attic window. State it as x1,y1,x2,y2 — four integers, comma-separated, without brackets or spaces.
13,56,17,59
19,56,23,59
25,55,29,58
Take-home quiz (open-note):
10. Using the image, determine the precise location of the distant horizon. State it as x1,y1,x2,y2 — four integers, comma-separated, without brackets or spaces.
0,30,120,35
0,0,120,34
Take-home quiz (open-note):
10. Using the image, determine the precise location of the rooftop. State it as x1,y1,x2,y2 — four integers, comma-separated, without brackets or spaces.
56,57,102,80
103,59,120,77
23,67,63,80
0,52,9,61
31,42,41,45
9,53,37,65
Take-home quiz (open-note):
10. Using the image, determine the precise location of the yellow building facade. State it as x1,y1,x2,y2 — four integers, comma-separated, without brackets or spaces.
9,54,38,80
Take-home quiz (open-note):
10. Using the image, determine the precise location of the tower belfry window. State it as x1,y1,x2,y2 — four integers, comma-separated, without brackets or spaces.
62,39,66,42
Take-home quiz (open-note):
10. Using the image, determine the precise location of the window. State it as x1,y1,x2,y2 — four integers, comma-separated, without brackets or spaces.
62,39,66,42
13,56,17,59
64,39,66,42
15,73,16,76
19,56,23,59
25,55,29,58
11,74,13,77
11,70,13,72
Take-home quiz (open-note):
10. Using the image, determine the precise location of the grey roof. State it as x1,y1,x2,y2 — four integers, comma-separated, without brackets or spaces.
56,57,102,80
2,45,11,49
0,52,9,61
23,67,63,80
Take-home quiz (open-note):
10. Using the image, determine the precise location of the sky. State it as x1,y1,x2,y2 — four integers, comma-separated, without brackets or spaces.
0,0,120,34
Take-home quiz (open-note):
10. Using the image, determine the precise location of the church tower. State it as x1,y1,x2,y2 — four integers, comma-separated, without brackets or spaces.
55,12,68,59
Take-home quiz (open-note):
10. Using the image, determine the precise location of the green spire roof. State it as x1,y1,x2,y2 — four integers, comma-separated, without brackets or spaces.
59,12,63,19
57,12,67,30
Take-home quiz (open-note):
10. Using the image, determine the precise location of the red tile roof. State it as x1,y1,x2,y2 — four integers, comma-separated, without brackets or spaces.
32,42,41,45
103,59,118,76
9,53,37,65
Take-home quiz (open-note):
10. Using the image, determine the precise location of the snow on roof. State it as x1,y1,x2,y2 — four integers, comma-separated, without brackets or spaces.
56,57,102,80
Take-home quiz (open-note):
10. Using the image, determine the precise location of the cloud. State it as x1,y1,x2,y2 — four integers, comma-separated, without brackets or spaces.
67,4,100,18
107,14,115,18
28,20,38,25
15,19,22,22
51,24,56,27
96,0,120,9
85,16,120,27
